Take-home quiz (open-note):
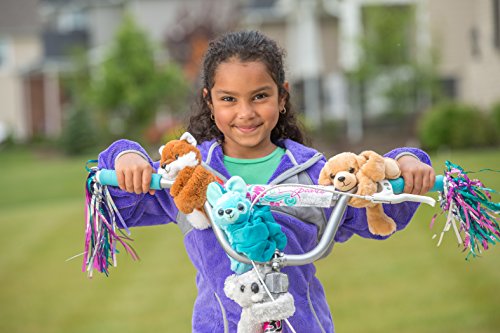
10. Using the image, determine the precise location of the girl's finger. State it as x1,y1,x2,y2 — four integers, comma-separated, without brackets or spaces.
412,171,423,195
422,168,435,194
403,173,414,194
116,169,126,191
124,169,134,193
133,168,143,194
142,168,152,193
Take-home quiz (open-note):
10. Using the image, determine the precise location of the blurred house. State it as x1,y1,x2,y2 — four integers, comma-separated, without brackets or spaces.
2,0,499,142
427,0,500,109
244,0,500,141
0,0,42,142
14,0,236,142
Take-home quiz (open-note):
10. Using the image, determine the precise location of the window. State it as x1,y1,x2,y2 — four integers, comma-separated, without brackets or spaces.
470,26,481,57
0,39,5,68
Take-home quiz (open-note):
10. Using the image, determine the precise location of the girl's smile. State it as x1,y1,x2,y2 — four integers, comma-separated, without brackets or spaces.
206,58,288,159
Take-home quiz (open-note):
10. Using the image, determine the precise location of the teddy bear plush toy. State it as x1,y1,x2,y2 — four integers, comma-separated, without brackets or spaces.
318,150,401,236
224,265,295,333
158,132,216,230
207,176,287,274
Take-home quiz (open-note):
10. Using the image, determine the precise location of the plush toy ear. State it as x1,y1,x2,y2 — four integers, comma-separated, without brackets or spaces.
206,182,225,206
355,154,367,168
225,176,247,196
358,150,385,182
318,164,333,185
223,274,238,300
158,145,165,156
179,132,197,147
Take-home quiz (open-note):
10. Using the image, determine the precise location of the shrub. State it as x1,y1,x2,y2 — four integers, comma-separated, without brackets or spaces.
418,102,496,150
61,105,98,155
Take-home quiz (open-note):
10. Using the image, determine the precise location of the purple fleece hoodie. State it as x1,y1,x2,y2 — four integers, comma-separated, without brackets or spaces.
98,139,431,333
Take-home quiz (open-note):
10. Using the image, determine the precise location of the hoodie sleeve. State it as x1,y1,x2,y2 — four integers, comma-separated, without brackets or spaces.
97,139,179,227
334,147,432,242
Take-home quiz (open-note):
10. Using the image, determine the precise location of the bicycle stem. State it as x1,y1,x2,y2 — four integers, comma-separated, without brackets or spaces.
207,194,350,268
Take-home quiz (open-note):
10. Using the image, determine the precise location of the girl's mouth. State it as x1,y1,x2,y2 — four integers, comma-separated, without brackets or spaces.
235,125,261,133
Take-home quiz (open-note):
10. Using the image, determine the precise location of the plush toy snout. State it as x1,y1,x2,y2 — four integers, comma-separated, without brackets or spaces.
319,150,402,236
216,201,249,225
333,171,358,191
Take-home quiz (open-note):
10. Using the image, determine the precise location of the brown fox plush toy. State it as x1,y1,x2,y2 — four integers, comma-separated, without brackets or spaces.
158,132,216,230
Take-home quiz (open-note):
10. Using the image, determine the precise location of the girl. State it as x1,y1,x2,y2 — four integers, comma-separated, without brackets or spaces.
98,30,435,332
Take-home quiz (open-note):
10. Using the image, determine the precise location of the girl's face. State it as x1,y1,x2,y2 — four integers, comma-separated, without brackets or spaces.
206,58,287,159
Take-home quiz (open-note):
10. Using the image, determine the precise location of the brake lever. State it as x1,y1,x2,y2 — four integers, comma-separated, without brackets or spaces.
367,180,436,207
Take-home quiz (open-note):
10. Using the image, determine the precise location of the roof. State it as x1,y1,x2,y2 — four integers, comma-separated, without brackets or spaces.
0,0,40,35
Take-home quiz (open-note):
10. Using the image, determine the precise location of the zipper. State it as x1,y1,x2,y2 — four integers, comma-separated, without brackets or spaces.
270,152,324,185
214,291,229,333
307,283,327,333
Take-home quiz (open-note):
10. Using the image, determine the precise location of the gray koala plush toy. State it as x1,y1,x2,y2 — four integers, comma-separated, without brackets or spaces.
224,266,295,333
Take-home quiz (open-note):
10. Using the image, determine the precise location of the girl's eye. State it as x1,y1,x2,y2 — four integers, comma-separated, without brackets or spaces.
175,154,179,159
349,167,355,173
254,93,268,100
221,96,235,102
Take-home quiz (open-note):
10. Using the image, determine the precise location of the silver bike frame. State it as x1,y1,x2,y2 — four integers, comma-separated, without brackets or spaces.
205,194,350,268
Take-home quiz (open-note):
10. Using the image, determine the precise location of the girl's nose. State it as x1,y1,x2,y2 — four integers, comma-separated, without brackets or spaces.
237,101,256,118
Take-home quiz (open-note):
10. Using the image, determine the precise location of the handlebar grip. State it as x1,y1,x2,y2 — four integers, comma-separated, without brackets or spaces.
96,169,164,190
389,175,444,194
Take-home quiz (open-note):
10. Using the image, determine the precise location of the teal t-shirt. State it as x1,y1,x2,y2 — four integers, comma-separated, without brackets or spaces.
223,147,286,184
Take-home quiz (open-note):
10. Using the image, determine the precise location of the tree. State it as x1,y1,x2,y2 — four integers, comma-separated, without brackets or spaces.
94,14,188,140
60,48,99,155
349,5,440,121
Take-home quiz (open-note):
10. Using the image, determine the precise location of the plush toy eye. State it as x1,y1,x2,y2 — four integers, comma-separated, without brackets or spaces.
217,209,224,216
251,282,259,293
240,285,245,293
348,167,355,173
175,154,179,159
237,203,246,212
161,163,166,169
329,173,335,179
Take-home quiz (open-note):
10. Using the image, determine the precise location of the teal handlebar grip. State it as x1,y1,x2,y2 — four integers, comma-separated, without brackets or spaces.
389,175,444,194
97,169,163,190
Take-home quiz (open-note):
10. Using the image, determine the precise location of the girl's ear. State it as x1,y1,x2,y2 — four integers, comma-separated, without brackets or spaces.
206,182,224,206
203,88,213,110
226,176,247,196
279,81,290,110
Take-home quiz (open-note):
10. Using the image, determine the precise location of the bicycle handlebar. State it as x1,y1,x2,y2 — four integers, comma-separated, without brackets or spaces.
96,169,445,193
92,169,444,268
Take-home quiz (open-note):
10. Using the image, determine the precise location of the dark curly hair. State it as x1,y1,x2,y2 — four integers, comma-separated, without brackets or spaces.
187,30,306,145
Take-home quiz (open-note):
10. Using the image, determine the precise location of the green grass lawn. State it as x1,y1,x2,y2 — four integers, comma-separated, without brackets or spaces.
0,147,499,333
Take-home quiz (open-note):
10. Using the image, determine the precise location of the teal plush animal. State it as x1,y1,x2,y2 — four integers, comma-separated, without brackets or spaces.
207,176,287,274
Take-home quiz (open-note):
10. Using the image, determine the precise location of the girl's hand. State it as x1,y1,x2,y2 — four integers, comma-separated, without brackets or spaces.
115,153,156,195
397,155,435,195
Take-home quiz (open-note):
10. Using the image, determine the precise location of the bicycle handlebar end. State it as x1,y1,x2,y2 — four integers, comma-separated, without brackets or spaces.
96,169,164,190
389,175,444,194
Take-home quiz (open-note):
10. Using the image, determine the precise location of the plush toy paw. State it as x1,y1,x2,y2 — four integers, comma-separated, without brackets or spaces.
319,150,401,236
366,205,397,235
